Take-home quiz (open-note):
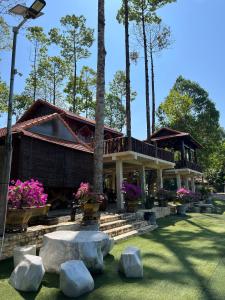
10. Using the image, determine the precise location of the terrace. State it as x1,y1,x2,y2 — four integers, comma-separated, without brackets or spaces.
104,136,174,163
103,137,175,210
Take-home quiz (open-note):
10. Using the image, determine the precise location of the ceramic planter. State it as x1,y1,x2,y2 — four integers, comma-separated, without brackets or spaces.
6,205,51,233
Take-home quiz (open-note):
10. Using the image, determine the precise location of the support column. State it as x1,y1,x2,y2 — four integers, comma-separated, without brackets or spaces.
176,174,181,189
191,177,196,192
140,165,146,202
157,169,163,189
184,177,189,189
112,171,116,192
116,160,124,210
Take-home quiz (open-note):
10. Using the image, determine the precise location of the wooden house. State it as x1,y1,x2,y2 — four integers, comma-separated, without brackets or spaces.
151,128,203,191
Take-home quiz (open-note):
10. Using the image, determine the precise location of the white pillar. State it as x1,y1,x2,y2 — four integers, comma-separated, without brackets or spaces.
157,169,163,189
185,177,189,189
112,171,116,192
191,177,196,192
140,165,146,202
176,174,181,189
116,160,124,210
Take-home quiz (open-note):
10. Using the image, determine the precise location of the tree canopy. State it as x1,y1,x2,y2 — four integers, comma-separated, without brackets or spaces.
157,76,222,170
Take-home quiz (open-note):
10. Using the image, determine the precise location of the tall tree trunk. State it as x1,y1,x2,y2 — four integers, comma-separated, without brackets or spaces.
124,0,132,149
141,1,151,140
73,35,77,113
150,45,156,133
53,63,56,105
33,42,37,102
93,0,106,194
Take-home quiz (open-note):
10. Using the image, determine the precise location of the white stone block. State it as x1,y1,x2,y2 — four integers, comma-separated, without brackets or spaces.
60,260,94,298
119,246,143,278
9,255,45,292
40,231,113,273
13,245,36,267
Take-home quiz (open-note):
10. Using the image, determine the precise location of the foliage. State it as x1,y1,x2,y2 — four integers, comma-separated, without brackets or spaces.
13,93,33,120
8,179,48,209
49,15,94,112
0,16,11,51
26,26,49,101
104,70,136,131
157,76,222,170
75,182,103,205
64,66,96,116
122,182,142,201
37,55,67,104
206,141,225,191
0,77,8,116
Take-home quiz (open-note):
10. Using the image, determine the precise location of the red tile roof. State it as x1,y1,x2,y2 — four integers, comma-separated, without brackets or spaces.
0,113,93,153
18,99,123,136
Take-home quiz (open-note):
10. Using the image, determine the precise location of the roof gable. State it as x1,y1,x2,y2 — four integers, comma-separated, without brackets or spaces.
18,99,123,136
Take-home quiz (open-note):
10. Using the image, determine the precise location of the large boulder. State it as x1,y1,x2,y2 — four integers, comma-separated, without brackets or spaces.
60,260,94,298
119,246,143,278
13,245,36,267
39,231,113,273
9,255,45,292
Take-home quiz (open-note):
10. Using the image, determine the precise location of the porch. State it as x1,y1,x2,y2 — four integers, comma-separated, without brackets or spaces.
103,137,175,210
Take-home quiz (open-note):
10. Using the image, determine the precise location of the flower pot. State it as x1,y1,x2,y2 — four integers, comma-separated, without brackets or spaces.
126,201,139,213
144,212,157,225
6,208,33,233
82,203,100,224
29,204,51,225
6,205,51,232
177,204,186,216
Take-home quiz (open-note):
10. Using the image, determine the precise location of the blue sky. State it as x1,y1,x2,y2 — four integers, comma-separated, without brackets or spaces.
0,0,225,140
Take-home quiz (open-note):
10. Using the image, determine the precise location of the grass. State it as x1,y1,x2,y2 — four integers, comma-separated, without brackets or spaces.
1,212,225,300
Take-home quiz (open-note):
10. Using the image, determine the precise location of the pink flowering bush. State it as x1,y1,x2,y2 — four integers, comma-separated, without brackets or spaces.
122,182,142,202
177,188,192,204
75,182,103,204
8,179,48,209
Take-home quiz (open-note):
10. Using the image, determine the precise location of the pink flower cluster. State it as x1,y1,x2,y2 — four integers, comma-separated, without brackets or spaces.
177,188,191,198
75,182,90,201
75,182,104,204
8,179,48,209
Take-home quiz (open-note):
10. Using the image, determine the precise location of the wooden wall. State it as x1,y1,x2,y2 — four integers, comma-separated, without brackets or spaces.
12,136,93,189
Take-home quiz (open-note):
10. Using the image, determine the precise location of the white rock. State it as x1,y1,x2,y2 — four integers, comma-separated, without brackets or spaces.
9,255,45,292
13,245,36,267
39,231,113,273
119,246,143,278
60,260,94,298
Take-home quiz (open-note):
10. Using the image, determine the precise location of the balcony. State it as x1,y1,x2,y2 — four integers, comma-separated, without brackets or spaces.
104,137,174,163
175,159,202,173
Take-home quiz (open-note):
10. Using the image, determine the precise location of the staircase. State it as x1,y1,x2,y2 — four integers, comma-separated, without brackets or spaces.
100,213,158,242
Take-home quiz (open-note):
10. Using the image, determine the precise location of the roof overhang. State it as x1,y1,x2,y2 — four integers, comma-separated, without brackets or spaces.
103,151,175,170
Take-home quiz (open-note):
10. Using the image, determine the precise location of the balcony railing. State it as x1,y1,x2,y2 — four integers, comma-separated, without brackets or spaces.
175,160,202,173
104,137,174,163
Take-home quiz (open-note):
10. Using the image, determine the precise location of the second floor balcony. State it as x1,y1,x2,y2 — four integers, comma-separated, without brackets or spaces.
104,136,174,163
175,159,202,173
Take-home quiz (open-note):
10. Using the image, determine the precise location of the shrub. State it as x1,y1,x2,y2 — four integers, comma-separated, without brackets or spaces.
122,182,142,202
8,179,48,209
75,182,104,204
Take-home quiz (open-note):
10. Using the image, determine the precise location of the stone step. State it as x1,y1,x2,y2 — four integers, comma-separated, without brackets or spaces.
104,220,148,238
100,213,138,224
100,219,130,231
114,224,158,242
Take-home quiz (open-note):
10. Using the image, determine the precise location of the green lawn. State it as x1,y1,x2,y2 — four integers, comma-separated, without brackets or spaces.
1,213,225,300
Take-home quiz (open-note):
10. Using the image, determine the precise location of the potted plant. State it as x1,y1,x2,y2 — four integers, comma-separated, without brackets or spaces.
6,179,49,232
176,188,191,216
122,182,142,213
157,189,170,207
75,182,103,223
